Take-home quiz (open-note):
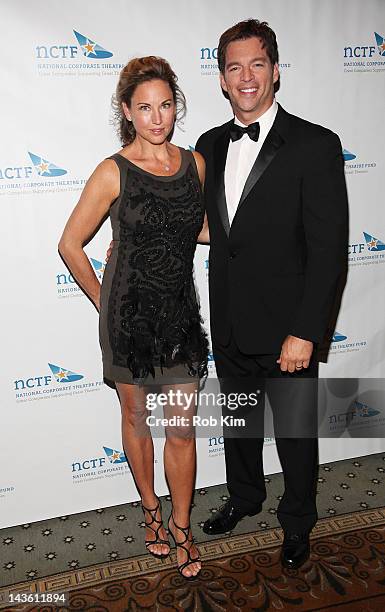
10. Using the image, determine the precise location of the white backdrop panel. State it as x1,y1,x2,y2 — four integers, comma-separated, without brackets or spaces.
1,0,384,527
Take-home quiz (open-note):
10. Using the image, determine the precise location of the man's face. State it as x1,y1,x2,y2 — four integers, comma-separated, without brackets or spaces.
220,37,279,123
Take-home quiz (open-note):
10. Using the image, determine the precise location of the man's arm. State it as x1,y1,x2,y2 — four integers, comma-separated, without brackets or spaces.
278,131,348,372
195,132,210,160
290,131,349,343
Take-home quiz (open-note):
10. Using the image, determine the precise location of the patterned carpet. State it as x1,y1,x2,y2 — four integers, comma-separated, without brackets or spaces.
1,509,385,611
1,452,385,610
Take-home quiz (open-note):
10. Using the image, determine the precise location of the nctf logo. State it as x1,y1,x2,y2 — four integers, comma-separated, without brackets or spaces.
49,363,84,383
72,447,127,473
364,232,385,252
35,30,122,78
349,231,385,266
200,47,218,61
71,446,131,484
375,32,385,55
29,152,67,177
90,258,105,279
104,447,127,464
73,30,113,59
343,149,356,162
0,151,86,197
0,152,67,181
344,31,385,58
13,363,103,403
342,148,376,175
330,330,367,354
328,400,381,434
57,257,105,298
14,362,83,392
36,29,113,60
199,46,292,76
200,46,219,76
349,231,385,267
332,331,348,343
344,32,385,73
352,400,380,419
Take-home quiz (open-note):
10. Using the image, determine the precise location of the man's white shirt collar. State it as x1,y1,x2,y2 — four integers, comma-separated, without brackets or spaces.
233,99,278,133
225,100,278,225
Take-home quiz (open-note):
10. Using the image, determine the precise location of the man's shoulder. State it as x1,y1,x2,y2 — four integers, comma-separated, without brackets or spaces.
283,107,339,143
195,120,232,150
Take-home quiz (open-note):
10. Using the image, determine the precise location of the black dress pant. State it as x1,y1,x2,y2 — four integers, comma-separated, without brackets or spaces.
213,332,319,534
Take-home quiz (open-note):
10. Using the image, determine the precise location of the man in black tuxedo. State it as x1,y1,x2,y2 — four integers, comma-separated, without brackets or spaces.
196,19,348,569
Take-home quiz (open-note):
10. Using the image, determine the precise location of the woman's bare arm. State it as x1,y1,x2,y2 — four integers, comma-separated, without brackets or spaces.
197,212,209,245
58,159,119,310
192,150,210,244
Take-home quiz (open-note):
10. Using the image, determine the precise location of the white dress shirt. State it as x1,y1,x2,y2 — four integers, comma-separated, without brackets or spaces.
225,99,278,226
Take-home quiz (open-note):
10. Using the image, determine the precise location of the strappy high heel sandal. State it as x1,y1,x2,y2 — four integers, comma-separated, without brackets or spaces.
168,512,201,579
141,497,170,558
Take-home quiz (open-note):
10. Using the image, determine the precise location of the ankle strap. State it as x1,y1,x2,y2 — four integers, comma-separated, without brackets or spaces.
142,497,161,514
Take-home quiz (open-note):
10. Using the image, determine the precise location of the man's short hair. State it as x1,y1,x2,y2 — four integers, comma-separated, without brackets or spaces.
218,19,279,74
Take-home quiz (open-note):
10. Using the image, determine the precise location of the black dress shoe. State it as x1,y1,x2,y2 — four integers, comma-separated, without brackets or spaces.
202,500,260,535
281,532,310,569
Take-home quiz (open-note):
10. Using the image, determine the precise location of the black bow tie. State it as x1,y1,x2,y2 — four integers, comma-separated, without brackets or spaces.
229,121,260,142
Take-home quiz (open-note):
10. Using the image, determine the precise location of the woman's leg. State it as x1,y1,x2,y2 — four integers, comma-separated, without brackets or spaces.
116,382,169,556
162,381,201,577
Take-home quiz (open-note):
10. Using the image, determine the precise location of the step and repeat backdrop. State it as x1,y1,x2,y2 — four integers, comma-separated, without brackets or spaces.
1,0,385,527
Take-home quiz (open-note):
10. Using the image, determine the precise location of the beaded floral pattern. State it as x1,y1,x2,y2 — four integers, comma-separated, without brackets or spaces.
107,157,208,379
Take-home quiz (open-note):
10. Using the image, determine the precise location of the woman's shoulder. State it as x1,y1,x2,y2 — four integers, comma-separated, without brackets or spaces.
97,156,122,172
189,148,205,179
190,149,205,164
175,145,205,165
100,152,131,177
107,146,131,161
176,147,205,184
87,157,120,191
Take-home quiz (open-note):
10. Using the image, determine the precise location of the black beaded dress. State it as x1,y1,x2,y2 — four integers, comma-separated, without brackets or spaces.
99,147,208,384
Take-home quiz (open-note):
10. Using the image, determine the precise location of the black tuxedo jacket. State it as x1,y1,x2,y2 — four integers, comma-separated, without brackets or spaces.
196,104,349,354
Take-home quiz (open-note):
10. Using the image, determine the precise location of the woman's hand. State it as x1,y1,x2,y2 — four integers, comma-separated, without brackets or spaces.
105,240,114,263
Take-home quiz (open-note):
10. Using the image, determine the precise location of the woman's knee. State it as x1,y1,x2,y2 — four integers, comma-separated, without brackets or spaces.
165,428,195,445
121,401,149,432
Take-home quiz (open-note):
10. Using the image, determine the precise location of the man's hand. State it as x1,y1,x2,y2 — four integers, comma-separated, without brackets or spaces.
106,240,113,263
277,335,313,373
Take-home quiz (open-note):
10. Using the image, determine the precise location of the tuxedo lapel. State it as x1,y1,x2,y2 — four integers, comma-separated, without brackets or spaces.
213,126,231,237
237,128,284,209
211,107,290,235
236,105,289,212
238,136,284,215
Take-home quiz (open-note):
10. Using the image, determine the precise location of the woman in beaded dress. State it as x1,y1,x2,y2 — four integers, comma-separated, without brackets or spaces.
59,57,209,579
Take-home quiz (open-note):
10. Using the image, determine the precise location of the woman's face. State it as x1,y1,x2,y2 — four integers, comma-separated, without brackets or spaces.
123,79,176,144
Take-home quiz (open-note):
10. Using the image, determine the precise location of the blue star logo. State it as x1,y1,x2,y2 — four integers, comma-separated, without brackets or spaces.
374,32,385,56
73,30,113,59
28,152,67,177
90,258,105,279
48,363,84,383
103,447,127,464
332,331,347,343
343,149,356,161
363,232,385,252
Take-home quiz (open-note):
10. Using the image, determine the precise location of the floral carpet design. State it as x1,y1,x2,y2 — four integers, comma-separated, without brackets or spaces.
1,508,385,611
